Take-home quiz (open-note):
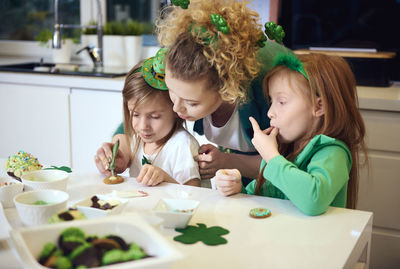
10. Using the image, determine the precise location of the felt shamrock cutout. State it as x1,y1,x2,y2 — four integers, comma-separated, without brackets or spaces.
210,14,230,35
171,0,189,9
174,223,229,246
264,21,285,44
44,165,72,173
141,155,151,165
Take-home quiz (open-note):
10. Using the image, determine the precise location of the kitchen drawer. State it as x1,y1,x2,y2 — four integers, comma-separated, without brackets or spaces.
357,152,400,230
361,110,400,152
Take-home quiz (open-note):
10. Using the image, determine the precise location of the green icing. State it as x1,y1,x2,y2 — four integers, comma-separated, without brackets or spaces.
44,165,72,173
102,249,125,265
53,256,72,269
61,227,86,240
68,243,91,261
39,242,56,260
174,223,229,246
33,200,49,205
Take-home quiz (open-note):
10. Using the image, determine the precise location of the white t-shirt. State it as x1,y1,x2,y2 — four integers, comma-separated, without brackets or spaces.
129,129,200,184
203,105,256,153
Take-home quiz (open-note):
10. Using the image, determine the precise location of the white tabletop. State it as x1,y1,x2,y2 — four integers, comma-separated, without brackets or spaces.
0,170,373,269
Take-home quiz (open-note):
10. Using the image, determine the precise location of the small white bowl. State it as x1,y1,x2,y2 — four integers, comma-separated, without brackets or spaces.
153,198,199,229
21,170,69,191
0,177,24,208
14,189,69,226
75,193,129,219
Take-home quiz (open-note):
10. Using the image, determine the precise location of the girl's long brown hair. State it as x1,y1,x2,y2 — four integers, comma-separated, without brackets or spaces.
256,53,367,209
122,62,185,162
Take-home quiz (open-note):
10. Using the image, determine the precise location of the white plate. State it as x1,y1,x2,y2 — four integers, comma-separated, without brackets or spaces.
74,193,129,219
9,213,182,269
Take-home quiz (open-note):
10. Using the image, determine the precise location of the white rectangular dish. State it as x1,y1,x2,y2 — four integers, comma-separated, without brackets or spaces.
9,213,182,269
74,193,129,219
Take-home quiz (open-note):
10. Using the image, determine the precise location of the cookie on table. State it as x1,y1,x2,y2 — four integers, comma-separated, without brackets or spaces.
103,175,124,184
4,151,42,181
249,208,271,219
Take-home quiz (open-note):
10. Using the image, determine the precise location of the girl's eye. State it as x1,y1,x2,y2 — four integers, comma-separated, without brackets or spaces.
186,102,198,107
151,115,161,119
132,112,139,117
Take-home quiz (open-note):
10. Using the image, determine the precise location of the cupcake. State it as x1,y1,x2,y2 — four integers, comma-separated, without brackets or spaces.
4,151,43,181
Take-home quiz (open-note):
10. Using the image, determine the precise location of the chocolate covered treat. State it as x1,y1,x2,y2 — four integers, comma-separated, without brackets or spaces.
48,208,86,224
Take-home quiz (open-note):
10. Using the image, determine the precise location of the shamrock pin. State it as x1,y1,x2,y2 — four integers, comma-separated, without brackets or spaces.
171,0,189,9
264,21,285,44
44,166,72,173
210,14,230,35
141,155,151,165
174,223,229,245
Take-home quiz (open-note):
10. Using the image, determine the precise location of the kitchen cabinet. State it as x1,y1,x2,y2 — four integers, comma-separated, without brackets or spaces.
0,82,70,166
70,88,123,171
357,88,400,269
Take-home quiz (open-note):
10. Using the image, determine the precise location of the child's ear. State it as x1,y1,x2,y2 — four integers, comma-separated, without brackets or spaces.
314,97,324,117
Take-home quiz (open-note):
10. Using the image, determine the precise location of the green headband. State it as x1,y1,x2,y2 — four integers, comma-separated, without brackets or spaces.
273,53,309,80
137,48,168,90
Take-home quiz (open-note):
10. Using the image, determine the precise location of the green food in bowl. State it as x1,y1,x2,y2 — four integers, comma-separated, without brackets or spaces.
33,200,50,205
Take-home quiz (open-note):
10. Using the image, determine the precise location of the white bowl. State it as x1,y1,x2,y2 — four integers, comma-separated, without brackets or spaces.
21,170,69,191
14,189,69,226
153,198,200,229
75,193,129,219
0,177,24,208
9,213,182,269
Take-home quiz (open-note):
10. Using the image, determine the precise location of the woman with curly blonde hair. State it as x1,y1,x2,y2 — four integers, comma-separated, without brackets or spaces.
157,0,291,185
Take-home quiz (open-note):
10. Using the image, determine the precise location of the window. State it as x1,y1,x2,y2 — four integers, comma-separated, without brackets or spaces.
0,0,80,41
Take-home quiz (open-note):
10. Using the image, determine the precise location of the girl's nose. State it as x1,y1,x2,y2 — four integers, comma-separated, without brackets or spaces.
139,117,150,130
172,98,184,113
267,107,274,119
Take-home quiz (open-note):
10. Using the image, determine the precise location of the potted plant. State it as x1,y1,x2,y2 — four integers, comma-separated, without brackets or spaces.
35,29,79,64
103,21,125,67
123,20,145,67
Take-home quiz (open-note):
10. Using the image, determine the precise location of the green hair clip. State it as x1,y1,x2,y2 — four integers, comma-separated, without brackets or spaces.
171,0,189,9
210,14,230,35
273,53,309,80
188,23,217,46
264,22,285,44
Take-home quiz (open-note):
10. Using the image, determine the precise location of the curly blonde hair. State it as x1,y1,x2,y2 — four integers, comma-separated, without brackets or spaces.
156,0,263,103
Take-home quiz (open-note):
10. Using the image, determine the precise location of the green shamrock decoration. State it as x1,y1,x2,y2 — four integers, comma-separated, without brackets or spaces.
264,21,285,44
174,223,229,246
44,166,72,173
256,31,267,48
171,0,189,9
141,155,151,165
210,14,230,35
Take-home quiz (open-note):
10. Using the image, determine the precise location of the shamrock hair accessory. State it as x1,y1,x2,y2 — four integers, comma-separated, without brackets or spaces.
142,48,168,90
188,23,217,46
256,31,267,48
264,21,285,44
171,0,189,9
273,53,309,80
210,14,230,35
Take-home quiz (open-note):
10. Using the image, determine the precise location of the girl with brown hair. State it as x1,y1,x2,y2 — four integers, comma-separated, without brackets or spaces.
215,53,367,215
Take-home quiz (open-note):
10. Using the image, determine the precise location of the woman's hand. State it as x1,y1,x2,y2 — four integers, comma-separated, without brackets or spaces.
136,164,168,186
215,169,242,196
94,142,128,176
195,144,227,179
249,117,280,162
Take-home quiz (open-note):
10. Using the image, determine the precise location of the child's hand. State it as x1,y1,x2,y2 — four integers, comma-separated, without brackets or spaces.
136,164,167,186
249,117,280,162
215,169,242,196
195,144,227,180
94,142,128,176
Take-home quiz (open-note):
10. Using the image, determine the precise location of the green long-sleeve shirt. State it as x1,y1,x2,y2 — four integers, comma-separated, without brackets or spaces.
245,135,352,216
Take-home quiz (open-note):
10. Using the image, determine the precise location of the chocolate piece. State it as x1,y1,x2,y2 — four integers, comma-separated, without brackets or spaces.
106,235,129,251
70,244,100,268
92,238,121,251
58,211,73,221
7,171,21,181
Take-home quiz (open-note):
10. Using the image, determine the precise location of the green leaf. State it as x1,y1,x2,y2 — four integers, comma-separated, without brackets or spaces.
174,223,229,246
44,166,72,173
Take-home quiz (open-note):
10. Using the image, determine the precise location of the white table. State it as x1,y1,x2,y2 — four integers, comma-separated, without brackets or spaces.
0,170,373,269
